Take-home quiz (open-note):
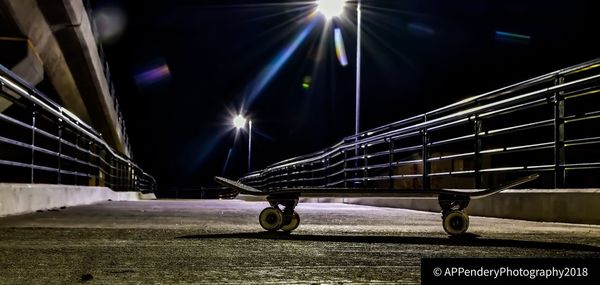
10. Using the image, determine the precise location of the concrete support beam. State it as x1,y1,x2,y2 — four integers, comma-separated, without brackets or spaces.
0,0,92,123
38,0,127,155
0,38,44,86
0,37,44,112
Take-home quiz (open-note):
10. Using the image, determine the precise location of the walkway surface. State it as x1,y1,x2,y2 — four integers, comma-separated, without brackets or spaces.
0,200,599,284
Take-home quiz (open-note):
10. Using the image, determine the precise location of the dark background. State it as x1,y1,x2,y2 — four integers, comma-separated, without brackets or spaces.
91,0,600,194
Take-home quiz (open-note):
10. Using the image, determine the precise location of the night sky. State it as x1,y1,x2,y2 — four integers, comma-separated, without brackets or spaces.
92,0,600,192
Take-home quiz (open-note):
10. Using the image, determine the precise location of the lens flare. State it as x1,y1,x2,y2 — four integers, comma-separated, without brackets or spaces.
302,75,312,90
93,6,127,44
407,23,435,37
245,20,317,106
334,28,348,66
495,31,531,44
135,63,171,86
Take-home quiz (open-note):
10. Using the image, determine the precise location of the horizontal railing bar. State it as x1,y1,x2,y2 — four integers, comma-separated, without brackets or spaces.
480,165,554,173
563,87,600,100
392,145,422,153
428,134,475,148
564,111,600,123
389,131,421,141
327,159,345,169
483,119,554,136
563,162,600,168
392,159,422,166
565,136,600,146
0,159,55,172
428,152,475,162
0,135,95,169
366,163,392,170
478,98,548,119
390,174,422,179
479,142,554,155
427,118,470,132
366,176,392,181
329,169,345,177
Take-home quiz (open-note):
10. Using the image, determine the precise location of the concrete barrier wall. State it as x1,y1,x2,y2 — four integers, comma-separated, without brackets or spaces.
0,183,141,217
345,189,600,225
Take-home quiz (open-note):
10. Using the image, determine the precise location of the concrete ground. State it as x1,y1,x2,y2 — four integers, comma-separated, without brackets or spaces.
0,200,599,284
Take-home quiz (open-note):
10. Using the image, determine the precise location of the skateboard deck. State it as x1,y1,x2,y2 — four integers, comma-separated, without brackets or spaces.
215,173,539,199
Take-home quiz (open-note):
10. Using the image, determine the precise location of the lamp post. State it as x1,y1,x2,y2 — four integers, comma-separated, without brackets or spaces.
233,114,252,172
317,0,361,137
355,0,361,137
248,120,252,172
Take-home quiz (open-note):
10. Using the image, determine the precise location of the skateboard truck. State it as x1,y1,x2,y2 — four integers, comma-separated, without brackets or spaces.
259,194,300,232
438,194,471,235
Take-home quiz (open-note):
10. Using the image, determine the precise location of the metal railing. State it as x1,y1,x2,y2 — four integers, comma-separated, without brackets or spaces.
240,59,600,190
0,64,156,193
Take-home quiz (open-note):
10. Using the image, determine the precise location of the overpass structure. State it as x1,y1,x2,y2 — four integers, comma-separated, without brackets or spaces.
0,0,155,216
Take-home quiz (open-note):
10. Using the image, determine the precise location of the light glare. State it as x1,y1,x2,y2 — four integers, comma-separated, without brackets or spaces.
317,0,346,20
334,28,348,66
233,115,247,129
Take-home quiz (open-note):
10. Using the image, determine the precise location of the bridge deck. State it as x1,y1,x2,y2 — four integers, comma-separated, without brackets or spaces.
0,200,598,283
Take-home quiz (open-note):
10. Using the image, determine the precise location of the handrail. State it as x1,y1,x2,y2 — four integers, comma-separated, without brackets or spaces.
260,73,600,172
0,64,156,192
241,58,600,190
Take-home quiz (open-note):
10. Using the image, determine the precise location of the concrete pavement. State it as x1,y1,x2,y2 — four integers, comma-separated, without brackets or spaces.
0,200,599,284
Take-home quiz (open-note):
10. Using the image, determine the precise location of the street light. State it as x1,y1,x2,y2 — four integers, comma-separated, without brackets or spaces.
232,114,252,172
317,0,361,138
316,0,346,20
233,114,247,129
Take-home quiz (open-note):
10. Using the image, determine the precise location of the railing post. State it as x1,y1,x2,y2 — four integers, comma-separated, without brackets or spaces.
324,158,329,187
422,115,430,190
343,150,348,188
110,157,114,189
75,133,79,185
554,75,566,188
88,141,93,186
310,162,314,187
120,162,125,191
363,144,368,186
128,164,132,190
473,116,482,189
57,119,63,184
388,138,394,189
117,161,121,191
31,109,36,183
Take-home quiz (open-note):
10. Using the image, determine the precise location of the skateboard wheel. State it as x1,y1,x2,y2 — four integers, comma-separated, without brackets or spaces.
280,211,300,232
259,207,283,231
442,210,469,235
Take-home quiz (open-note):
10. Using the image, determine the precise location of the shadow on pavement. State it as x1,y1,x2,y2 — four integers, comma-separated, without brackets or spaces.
177,232,600,252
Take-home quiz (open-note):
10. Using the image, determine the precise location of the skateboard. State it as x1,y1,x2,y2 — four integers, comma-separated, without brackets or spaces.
215,173,539,235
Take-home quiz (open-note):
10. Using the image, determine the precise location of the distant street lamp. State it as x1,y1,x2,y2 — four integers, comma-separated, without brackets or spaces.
317,0,361,138
232,114,252,172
